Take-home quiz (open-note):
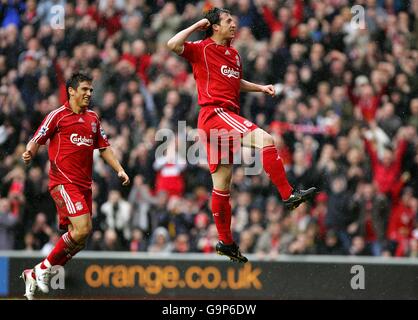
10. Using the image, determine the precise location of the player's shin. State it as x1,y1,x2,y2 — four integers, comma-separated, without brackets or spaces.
211,189,233,244
56,243,85,266
34,231,80,293
261,145,293,200
41,231,78,268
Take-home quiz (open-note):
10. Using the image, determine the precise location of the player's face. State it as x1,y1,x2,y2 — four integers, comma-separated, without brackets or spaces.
217,13,236,40
72,81,93,108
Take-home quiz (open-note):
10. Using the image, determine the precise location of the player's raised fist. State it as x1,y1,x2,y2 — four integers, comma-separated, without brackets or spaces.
196,18,211,30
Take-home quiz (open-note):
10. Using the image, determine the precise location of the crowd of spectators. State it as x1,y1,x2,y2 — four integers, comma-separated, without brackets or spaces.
1,0,418,259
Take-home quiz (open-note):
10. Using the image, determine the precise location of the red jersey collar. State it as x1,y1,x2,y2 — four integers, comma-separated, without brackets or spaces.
64,101,88,114
207,37,232,47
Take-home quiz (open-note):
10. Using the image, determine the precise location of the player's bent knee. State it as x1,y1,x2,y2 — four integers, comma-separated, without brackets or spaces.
212,165,232,191
71,225,92,242
212,174,231,190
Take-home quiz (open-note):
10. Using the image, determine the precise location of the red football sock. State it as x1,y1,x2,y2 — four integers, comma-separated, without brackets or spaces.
55,243,85,266
212,189,233,244
261,145,293,200
41,232,78,269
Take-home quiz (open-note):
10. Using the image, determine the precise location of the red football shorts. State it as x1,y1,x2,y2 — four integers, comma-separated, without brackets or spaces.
49,184,92,230
197,106,258,173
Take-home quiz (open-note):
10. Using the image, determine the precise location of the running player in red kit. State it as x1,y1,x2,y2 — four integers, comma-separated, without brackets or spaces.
167,8,316,263
20,73,130,299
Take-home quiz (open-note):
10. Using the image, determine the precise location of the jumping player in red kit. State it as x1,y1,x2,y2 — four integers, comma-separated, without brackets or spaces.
167,8,317,263
20,73,130,299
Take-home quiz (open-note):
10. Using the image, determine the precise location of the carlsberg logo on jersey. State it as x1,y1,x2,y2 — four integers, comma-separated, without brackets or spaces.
221,65,239,79
70,134,93,146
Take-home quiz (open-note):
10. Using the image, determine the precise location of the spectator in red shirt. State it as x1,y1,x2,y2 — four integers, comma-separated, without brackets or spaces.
311,192,328,240
387,183,417,256
98,0,122,37
363,126,408,195
132,40,152,85
349,183,389,256
348,76,386,123
153,136,186,197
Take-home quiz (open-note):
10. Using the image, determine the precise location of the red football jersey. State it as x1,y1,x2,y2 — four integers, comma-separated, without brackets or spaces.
180,37,242,111
31,101,110,190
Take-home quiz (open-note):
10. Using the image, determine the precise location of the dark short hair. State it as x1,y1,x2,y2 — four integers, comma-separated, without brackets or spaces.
383,144,394,153
204,7,231,38
66,72,93,100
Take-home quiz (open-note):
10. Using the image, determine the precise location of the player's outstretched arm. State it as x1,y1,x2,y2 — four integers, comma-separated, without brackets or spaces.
240,79,276,97
22,140,40,165
99,147,130,186
167,18,211,54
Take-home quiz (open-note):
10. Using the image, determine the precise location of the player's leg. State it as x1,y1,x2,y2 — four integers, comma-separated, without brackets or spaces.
34,214,91,293
54,187,93,266
55,216,91,265
242,128,317,209
211,164,248,263
211,164,233,244
242,128,293,199
33,185,91,293
199,107,249,262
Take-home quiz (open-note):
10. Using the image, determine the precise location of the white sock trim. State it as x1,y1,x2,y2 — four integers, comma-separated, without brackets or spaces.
43,258,52,269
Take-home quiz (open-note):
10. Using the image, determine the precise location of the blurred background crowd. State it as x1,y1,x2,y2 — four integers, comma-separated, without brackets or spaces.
1,0,418,259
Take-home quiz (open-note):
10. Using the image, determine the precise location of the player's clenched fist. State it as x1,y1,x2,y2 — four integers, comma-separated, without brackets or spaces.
22,150,32,164
118,170,130,186
196,18,211,30
261,85,276,97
